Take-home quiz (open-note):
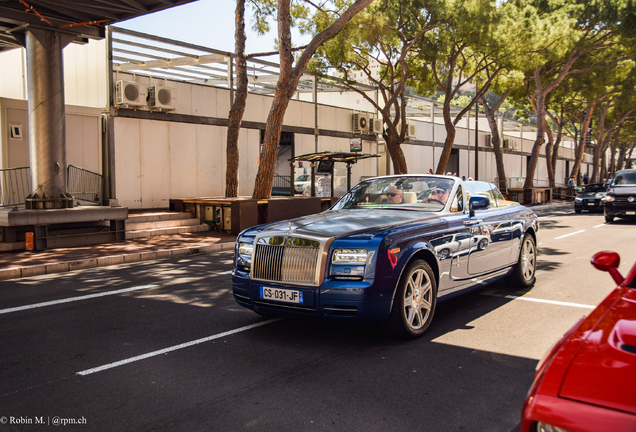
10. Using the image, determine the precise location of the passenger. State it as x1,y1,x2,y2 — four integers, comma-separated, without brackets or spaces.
386,186,403,204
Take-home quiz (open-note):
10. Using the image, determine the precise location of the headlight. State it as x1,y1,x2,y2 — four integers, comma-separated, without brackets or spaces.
605,195,615,202
332,248,368,264
536,422,570,432
238,242,254,264
574,197,582,202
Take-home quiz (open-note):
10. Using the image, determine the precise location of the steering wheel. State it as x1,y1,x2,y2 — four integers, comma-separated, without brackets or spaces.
428,198,444,205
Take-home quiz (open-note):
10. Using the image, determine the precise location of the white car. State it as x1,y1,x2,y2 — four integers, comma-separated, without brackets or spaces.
431,232,489,259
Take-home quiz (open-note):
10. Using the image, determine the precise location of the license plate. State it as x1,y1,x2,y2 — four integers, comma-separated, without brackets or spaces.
587,202,595,206
260,286,303,304
627,211,636,215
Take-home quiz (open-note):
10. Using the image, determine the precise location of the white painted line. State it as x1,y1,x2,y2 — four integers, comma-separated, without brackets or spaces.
538,215,557,220
554,230,586,240
77,318,283,376
217,270,233,275
504,295,594,309
0,285,159,315
593,223,607,228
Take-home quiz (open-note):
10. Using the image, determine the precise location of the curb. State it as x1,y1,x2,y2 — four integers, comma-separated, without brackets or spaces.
0,242,236,282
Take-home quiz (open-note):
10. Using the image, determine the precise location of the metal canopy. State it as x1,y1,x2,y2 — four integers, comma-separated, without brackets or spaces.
292,152,380,164
292,152,380,196
110,26,378,96
0,0,197,52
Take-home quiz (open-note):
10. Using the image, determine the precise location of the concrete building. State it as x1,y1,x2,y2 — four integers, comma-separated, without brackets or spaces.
0,27,592,210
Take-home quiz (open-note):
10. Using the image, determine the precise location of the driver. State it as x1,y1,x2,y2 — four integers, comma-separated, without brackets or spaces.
386,186,403,204
426,184,451,205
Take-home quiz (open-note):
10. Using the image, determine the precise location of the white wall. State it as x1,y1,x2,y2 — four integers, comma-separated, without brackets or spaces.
114,118,233,209
0,49,26,100
0,98,102,172
64,39,108,108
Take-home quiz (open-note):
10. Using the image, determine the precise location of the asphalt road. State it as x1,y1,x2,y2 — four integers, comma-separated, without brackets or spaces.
1,209,635,432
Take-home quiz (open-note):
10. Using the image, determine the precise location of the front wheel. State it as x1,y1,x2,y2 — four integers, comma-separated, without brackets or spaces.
387,260,437,339
605,215,614,223
508,234,537,288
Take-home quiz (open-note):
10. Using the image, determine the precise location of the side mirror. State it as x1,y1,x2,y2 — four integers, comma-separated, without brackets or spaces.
591,251,624,285
469,196,490,218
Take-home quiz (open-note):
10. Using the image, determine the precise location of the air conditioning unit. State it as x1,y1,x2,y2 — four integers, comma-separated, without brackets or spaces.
485,135,492,147
371,118,383,134
395,121,416,138
511,140,518,150
352,113,370,133
148,85,177,111
116,81,146,107
407,122,416,138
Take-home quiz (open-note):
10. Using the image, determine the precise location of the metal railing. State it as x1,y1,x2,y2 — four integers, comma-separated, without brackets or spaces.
503,177,567,189
271,174,292,196
0,167,31,207
67,165,103,205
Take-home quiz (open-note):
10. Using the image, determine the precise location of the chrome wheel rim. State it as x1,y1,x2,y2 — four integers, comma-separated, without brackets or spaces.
521,238,536,281
403,268,432,330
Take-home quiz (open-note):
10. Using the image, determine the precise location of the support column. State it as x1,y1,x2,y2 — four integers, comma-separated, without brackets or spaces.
25,29,73,208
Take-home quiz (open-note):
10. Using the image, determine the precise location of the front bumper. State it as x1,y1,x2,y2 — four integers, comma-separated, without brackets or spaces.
604,201,636,218
575,199,604,212
232,269,394,321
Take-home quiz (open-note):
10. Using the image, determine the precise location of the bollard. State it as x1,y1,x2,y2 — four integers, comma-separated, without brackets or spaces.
25,232,34,251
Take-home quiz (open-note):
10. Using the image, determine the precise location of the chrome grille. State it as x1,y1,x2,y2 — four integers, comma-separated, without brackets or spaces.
253,242,321,286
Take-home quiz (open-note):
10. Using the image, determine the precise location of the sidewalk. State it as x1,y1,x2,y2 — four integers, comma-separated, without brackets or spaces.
0,230,236,281
0,200,573,282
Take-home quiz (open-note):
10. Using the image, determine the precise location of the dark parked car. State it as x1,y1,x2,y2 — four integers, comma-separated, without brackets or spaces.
604,169,636,223
232,175,539,338
521,251,636,431
574,183,608,213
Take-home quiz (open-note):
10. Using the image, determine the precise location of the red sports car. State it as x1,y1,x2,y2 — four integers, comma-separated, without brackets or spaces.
521,251,636,432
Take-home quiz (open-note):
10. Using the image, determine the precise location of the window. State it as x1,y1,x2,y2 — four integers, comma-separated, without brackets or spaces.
450,186,463,212
464,181,498,209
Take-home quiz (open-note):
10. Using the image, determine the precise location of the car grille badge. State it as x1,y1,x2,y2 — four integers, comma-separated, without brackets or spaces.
629,196,634,203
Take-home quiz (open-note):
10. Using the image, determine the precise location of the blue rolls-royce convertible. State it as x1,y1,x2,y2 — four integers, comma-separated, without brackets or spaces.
232,175,539,338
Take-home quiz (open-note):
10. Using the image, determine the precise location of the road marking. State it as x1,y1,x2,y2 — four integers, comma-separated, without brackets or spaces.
77,318,282,376
0,284,160,315
537,215,558,220
593,223,607,228
503,295,594,309
217,270,233,275
554,230,585,240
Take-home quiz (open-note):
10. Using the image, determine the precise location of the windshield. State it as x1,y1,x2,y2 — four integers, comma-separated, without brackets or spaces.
611,171,636,187
582,183,607,193
332,175,456,212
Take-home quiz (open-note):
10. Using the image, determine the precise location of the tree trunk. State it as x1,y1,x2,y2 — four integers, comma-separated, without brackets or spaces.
617,141,627,171
609,135,617,178
544,119,554,188
551,129,561,186
571,101,595,185
480,94,507,191
252,0,373,199
225,0,248,198
523,92,545,189
436,96,456,174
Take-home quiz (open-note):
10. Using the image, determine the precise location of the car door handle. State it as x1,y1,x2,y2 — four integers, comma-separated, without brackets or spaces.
463,219,483,226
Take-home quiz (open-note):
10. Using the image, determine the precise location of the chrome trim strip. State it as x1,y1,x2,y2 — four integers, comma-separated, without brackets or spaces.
254,300,315,312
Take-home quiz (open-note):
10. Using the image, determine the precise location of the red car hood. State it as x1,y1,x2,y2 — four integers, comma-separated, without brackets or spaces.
560,291,636,414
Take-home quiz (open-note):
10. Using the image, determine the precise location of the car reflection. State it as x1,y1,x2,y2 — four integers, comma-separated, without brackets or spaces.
431,232,489,260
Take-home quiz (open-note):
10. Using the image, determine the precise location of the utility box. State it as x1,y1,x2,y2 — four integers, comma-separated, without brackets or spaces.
223,207,231,232
204,205,231,233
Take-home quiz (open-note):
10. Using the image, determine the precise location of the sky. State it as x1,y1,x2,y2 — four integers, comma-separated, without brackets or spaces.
117,0,308,56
